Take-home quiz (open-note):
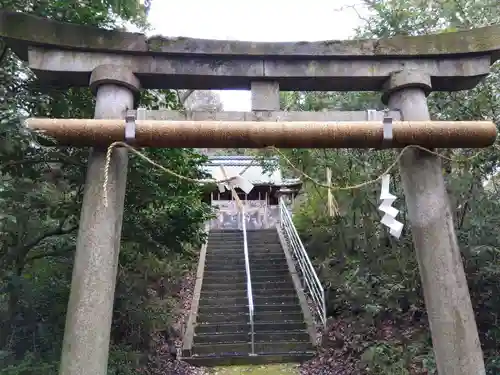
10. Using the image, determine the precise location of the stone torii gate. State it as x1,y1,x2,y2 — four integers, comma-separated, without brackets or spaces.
2,10,500,375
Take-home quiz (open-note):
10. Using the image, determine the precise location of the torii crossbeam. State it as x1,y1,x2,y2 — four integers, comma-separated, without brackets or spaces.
25,117,497,149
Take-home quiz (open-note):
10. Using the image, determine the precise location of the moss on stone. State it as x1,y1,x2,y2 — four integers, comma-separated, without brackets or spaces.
1,9,500,61
372,25,500,57
0,10,146,53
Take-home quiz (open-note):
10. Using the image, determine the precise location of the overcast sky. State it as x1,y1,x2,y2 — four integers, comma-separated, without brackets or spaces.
146,1,368,111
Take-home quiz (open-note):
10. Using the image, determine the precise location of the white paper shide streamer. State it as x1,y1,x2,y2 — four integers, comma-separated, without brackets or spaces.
214,166,254,195
378,174,403,239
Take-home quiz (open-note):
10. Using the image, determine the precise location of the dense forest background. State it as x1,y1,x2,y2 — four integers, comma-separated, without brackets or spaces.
1,0,500,374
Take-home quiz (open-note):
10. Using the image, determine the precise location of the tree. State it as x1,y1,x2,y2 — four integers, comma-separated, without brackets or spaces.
284,1,500,373
0,1,212,373
182,90,223,112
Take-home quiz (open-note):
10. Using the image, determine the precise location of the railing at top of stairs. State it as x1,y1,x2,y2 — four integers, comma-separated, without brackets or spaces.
278,197,326,328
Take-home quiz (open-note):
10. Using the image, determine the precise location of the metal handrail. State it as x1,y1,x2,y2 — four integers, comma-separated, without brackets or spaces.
279,197,326,328
241,207,255,355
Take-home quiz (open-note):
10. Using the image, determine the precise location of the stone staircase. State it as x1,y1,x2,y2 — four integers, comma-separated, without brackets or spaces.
183,228,316,366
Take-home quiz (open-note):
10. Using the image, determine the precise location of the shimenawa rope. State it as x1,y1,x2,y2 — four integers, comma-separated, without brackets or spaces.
102,141,489,207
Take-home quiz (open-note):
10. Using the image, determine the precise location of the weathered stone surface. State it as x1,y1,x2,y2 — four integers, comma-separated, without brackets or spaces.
2,10,500,60
125,109,403,121
0,11,147,61
89,64,141,95
386,71,486,375
251,82,280,111
25,47,492,91
382,69,433,104
0,10,498,91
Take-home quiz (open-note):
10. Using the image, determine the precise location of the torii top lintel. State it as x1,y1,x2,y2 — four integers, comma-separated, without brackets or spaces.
1,10,500,92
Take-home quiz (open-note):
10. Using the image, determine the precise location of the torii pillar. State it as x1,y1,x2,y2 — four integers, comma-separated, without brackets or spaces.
59,65,140,375
383,70,485,375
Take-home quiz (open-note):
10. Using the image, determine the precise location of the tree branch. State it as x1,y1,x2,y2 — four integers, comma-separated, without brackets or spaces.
4,157,85,168
21,224,77,253
0,39,8,67
1,224,79,269
26,244,75,263
177,89,195,108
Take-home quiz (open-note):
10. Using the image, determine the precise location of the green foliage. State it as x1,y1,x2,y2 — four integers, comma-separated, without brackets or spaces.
0,352,58,375
0,1,211,374
279,0,500,373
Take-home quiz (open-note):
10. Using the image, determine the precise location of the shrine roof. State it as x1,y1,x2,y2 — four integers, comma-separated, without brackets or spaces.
203,155,302,187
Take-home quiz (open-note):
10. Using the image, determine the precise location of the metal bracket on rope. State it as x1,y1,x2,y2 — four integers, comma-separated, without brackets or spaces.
366,109,377,121
125,113,136,143
382,108,393,148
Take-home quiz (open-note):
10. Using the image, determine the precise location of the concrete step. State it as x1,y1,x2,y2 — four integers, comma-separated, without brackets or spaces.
204,258,246,265
207,248,283,256
246,232,279,238
204,265,288,276
249,244,283,250
198,304,302,317
253,331,310,342
208,234,243,239
195,321,307,335
202,271,247,278
201,280,294,292
209,239,280,245
197,312,248,324
207,238,243,243
204,264,245,271
206,255,286,263
251,274,292,283
204,251,245,258
208,238,244,244
207,248,244,255
209,239,280,246
207,249,284,257
204,261,287,271
206,257,287,266
203,275,247,284
247,240,280,245
209,231,244,236
203,268,289,279
249,255,287,261
202,275,290,285
194,330,310,345
205,257,288,269
194,332,248,345
252,310,305,322
201,287,295,298
196,322,250,334
192,340,313,356
183,352,315,366
250,264,289,272
200,289,247,298
250,255,286,260
197,311,305,325
205,254,245,263
206,245,244,251
200,295,299,307
255,263,290,269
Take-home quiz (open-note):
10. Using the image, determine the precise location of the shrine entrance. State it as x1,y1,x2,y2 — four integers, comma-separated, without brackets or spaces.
203,156,301,230
2,8,500,375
